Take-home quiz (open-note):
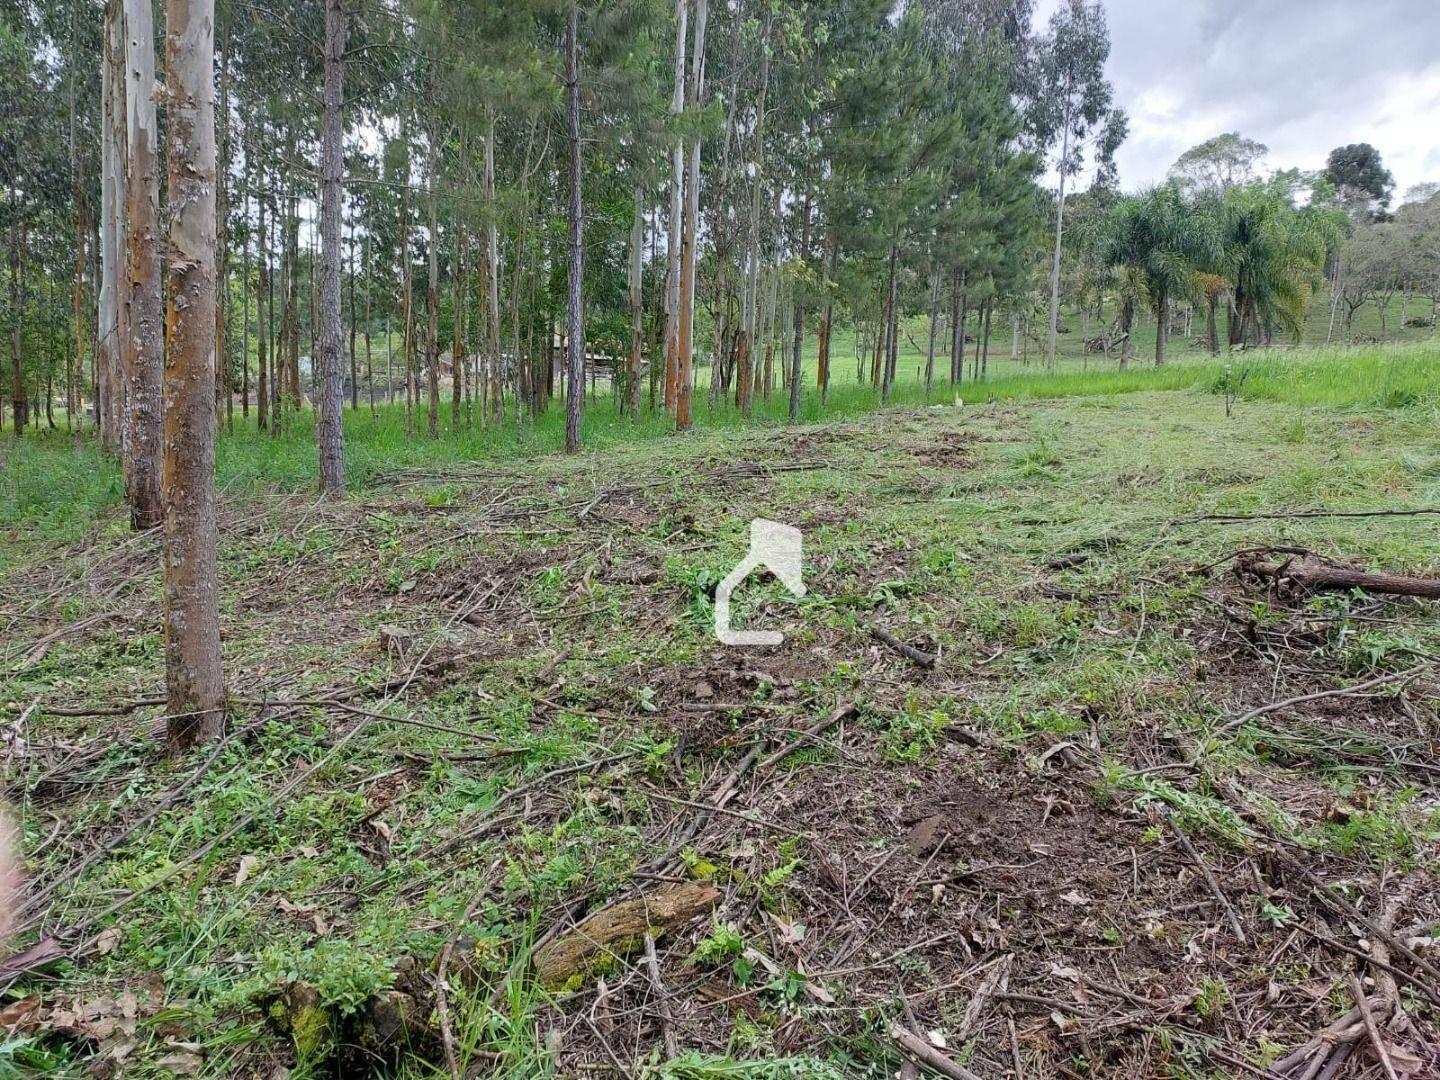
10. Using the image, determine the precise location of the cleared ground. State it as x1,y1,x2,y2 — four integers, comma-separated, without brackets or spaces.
2,370,1440,1077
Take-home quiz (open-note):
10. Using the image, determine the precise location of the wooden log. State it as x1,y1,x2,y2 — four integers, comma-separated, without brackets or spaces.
1242,552,1440,600
533,881,719,991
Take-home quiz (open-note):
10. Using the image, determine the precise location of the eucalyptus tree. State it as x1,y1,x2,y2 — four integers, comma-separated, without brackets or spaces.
1033,0,1118,370
1170,133,1268,194
162,0,226,748
123,0,165,524
315,0,347,494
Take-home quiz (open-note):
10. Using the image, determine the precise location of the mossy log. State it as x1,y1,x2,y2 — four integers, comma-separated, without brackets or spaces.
533,881,720,991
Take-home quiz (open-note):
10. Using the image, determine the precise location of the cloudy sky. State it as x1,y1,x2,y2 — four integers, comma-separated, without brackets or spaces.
1034,0,1440,199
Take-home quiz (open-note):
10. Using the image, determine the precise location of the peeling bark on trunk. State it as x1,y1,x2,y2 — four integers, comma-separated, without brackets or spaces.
216,30,231,431
162,0,226,749
123,0,164,528
316,0,347,494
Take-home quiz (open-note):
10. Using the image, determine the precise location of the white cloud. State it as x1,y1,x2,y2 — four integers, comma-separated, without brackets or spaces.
1045,0,1440,194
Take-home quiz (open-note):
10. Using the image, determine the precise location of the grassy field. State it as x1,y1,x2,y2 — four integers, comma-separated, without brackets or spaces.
2,337,1440,1076
6,332,1440,553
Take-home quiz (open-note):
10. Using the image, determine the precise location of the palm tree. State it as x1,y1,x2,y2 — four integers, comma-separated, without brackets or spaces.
1219,179,1336,347
1098,184,1220,366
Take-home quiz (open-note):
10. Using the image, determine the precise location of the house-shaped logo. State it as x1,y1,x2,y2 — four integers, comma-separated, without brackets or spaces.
714,519,805,647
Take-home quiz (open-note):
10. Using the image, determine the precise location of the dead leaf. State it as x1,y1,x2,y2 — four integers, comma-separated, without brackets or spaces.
1058,890,1091,906
235,855,260,886
0,996,42,1034
94,927,121,956
155,1051,204,1075
0,937,64,980
907,815,946,856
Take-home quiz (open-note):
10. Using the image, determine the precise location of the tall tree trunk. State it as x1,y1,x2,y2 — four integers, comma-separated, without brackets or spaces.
97,1,123,452
215,29,230,430
924,266,940,393
736,7,770,420
399,180,413,437
348,225,358,411
124,0,164,528
70,54,87,445
627,185,644,419
364,238,375,416
162,0,225,748
7,214,23,434
880,239,898,404
425,127,439,438
256,163,269,430
1045,95,1073,371
284,134,301,411
980,302,992,378
675,0,708,432
316,0,347,494
788,166,811,422
241,175,249,420
1205,292,1219,355
485,111,502,425
818,230,834,405
450,132,467,429
564,1,584,452
1118,293,1134,369
661,0,688,417
1154,293,1168,366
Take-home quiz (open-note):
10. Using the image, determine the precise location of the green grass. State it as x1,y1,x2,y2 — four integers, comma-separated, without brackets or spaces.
6,336,1439,554
5,369,1440,1074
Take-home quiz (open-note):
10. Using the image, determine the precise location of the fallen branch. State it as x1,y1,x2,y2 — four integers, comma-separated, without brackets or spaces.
532,881,719,991
1348,974,1400,1080
870,627,937,669
1187,507,1440,525
643,934,679,1060
1241,550,1440,600
1164,810,1245,944
889,1021,983,1080
1215,662,1432,736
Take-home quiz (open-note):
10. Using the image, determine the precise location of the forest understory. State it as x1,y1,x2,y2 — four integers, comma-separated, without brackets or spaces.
3,389,1440,1079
